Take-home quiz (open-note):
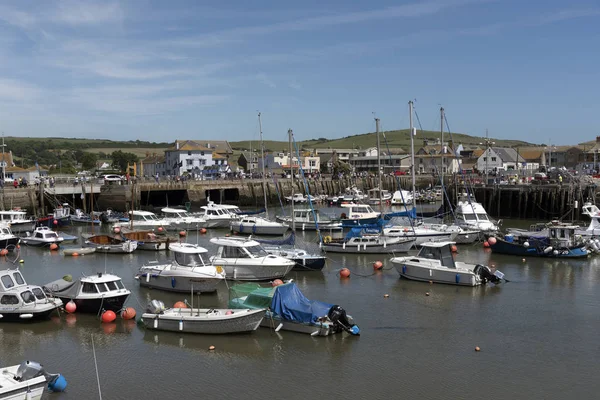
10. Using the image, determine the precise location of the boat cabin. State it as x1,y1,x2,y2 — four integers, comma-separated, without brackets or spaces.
455,201,490,223
416,242,456,269
0,226,13,236
53,204,71,219
0,210,30,223
0,270,48,305
582,202,600,218
211,237,269,259
131,211,161,222
548,223,579,247
79,273,127,296
29,227,59,240
292,209,327,222
201,204,238,217
171,244,210,267
162,208,193,218
340,203,379,219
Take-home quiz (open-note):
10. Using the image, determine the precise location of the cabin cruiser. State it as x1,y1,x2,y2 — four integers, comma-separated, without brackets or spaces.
0,360,67,399
455,193,499,233
391,190,414,206
43,273,130,313
367,188,392,205
342,186,367,202
209,237,295,281
20,227,64,247
161,207,208,230
276,209,342,231
0,225,20,249
321,228,415,254
113,210,170,230
255,234,326,271
230,216,289,236
196,202,241,228
391,242,505,286
340,203,381,227
383,223,459,246
0,268,62,321
285,193,307,203
0,210,35,233
136,243,225,293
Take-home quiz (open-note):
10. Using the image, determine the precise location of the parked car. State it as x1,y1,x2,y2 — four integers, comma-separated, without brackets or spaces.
102,174,123,182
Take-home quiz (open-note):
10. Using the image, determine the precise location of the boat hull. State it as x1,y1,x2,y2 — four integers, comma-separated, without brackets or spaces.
0,237,20,248
393,262,479,286
490,239,589,258
454,231,480,244
0,306,60,322
291,256,326,271
341,217,379,228
322,239,414,254
56,294,129,313
142,308,265,334
5,221,36,234
206,219,236,229
230,223,289,236
221,264,294,281
63,247,96,256
0,377,46,400
137,274,220,293
20,238,61,247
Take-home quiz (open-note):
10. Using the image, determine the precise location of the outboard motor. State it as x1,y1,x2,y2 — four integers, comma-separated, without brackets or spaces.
474,264,502,284
15,360,67,392
328,305,360,336
100,212,109,224
146,299,166,314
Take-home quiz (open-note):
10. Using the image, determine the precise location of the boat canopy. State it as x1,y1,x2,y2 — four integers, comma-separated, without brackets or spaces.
254,232,295,246
271,283,333,324
416,243,456,269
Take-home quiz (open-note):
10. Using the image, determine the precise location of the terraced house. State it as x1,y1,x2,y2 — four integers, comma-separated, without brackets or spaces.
164,140,231,179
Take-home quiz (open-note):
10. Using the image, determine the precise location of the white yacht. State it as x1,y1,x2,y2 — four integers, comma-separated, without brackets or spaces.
0,268,62,321
455,193,499,233
209,237,295,281
285,193,307,203
391,242,505,286
230,216,289,236
136,243,225,293
276,209,342,231
391,190,414,206
367,188,392,205
340,203,381,227
0,210,35,233
383,223,458,246
161,207,208,230
113,210,171,229
342,186,367,202
197,202,241,228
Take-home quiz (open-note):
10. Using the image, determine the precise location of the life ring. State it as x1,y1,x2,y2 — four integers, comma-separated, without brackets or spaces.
323,236,332,244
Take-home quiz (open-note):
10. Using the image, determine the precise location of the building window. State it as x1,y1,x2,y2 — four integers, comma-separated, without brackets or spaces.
309,161,316,167
201,152,205,156
188,151,191,156
186,159,193,166
491,157,497,162
483,157,487,161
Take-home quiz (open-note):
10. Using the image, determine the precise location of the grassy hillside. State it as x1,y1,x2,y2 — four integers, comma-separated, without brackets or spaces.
230,129,533,152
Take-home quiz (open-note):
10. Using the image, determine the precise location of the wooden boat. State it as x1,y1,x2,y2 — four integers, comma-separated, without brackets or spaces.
119,229,175,251
83,234,137,253
141,300,265,334
0,361,67,399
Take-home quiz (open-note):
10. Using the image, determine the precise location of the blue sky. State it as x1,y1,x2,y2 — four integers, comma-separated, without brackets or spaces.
0,0,598,145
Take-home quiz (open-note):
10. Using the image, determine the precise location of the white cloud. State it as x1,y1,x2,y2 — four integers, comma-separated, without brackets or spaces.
0,79,42,101
52,1,124,25
256,73,277,88
289,81,302,91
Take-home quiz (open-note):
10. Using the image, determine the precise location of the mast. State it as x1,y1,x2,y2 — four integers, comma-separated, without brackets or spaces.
485,129,489,186
1,134,5,182
258,112,269,218
440,107,445,208
91,180,94,235
130,182,134,231
375,118,382,214
288,129,295,230
409,101,416,204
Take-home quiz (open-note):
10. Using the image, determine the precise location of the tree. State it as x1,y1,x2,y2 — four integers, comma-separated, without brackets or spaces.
81,152,99,170
111,150,138,172
332,160,351,177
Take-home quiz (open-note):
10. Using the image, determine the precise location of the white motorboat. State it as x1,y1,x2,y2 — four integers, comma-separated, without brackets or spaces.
230,216,289,236
210,237,295,281
141,299,265,334
421,223,480,244
276,209,342,231
70,209,102,225
342,186,367,202
20,227,64,247
285,193,307,203
161,207,208,230
582,201,600,219
390,241,505,286
321,230,415,254
196,202,241,228
391,190,414,206
43,272,130,313
0,210,35,233
339,203,381,227
136,243,225,293
455,193,499,233
383,224,458,246
367,188,392,205
113,210,171,230
0,225,20,249
0,361,67,399
0,268,62,321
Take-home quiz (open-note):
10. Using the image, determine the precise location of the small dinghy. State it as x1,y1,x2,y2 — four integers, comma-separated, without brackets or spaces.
229,282,360,336
63,247,96,256
141,300,265,334
43,273,130,313
0,360,67,399
84,234,137,253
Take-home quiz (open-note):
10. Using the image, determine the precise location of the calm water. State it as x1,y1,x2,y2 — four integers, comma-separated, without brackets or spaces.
1,213,599,400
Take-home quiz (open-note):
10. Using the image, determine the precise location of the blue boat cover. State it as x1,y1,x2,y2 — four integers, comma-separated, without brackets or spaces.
270,283,333,324
344,227,379,240
255,232,295,246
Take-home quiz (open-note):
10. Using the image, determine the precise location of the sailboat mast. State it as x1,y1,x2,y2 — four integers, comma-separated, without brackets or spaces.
288,129,295,230
91,180,94,235
440,107,445,208
375,118,382,214
258,112,269,218
409,101,416,203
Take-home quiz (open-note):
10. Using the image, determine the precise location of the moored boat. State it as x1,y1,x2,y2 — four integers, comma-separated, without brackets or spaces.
275,209,342,231
321,228,415,254
0,361,67,399
119,229,174,251
230,216,289,236
84,234,138,253
0,210,35,233
20,227,64,247
161,207,208,230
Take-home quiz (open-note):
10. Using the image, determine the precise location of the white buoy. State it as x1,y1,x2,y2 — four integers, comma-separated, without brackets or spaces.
153,318,158,329
275,323,284,332
179,320,183,331
544,246,553,254
523,241,530,247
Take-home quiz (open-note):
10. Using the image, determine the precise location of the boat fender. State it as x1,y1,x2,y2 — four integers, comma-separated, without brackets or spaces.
562,250,569,255
179,320,183,331
543,246,553,254
153,318,158,329
523,241,529,248
252,225,257,234
323,236,332,244
48,374,68,392
553,250,559,255
171,277,176,288
402,265,407,275
146,273,151,282
239,224,244,233
455,274,460,284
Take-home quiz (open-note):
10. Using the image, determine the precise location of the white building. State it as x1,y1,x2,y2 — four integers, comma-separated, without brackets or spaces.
164,140,215,177
314,148,359,162
272,152,320,173
476,147,532,173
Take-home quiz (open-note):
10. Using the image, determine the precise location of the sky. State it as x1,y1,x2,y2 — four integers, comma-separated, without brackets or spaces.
0,0,598,145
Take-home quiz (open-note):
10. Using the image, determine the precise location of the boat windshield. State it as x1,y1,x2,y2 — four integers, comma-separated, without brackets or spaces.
175,252,206,267
476,214,489,221
12,272,25,285
32,287,45,300
1,274,14,289
246,245,268,257
20,290,35,303
464,214,477,221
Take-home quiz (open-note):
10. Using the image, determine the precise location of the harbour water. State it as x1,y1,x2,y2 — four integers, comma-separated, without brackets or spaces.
1,212,599,399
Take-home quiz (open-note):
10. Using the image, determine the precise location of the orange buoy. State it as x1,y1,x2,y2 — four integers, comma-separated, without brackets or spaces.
373,261,383,270
49,243,59,251
483,241,490,248
475,346,481,352
271,279,284,287
200,228,207,234
174,301,187,309
179,230,187,237
0,249,8,256
53,220,58,225
121,307,136,320
101,310,116,323
450,245,458,253
340,268,351,278
65,300,77,313
487,236,497,245
71,252,79,257
113,227,121,234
